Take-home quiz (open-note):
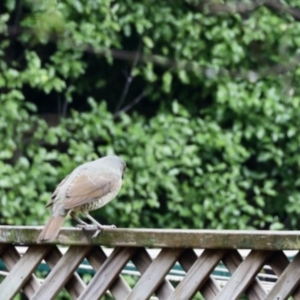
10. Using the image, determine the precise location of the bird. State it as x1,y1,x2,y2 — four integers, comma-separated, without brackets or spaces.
37,155,126,243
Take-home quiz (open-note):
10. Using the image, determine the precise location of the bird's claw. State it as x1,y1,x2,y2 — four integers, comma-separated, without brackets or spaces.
76,224,97,230
102,224,116,229
92,229,102,238
91,224,117,239
77,223,116,238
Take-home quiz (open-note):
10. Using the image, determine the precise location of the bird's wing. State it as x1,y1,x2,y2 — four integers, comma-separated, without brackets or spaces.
62,170,121,210
45,175,70,207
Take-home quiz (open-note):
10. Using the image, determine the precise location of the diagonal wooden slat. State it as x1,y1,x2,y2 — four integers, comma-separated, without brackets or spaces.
223,250,267,300
268,251,300,299
86,246,132,300
0,244,6,255
44,245,86,299
266,250,300,300
78,246,138,300
215,250,273,300
131,247,174,299
169,249,225,300
179,248,221,300
125,248,184,300
32,246,92,300
268,250,290,274
1,245,41,298
0,245,51,300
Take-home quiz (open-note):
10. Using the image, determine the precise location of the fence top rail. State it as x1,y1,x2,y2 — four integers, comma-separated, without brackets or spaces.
1,226,300,249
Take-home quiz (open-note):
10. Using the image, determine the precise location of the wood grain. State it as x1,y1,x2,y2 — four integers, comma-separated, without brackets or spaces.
44,245,86,299
169,249,225,300
32,246,92,300
2,226,300,249
0,245,41,298
0,245,51,300
179,248,221,299
86,246,132,300
78,246,137,300
126,248,184,300
268,251,300,299
223,250,267,300
214,250,273,300
131,247,174,299
266,250,300,300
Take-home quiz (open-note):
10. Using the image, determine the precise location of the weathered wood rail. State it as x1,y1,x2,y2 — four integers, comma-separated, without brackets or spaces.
1,226,300,300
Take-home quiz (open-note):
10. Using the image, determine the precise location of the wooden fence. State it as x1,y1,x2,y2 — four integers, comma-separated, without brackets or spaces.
1,226,300,299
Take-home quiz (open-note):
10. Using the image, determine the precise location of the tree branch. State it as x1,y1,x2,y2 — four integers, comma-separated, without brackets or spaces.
114,41,142,115
264,0,300,22
114,92,146,118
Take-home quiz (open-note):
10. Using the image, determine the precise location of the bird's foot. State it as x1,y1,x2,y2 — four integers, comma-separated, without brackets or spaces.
77,223,116,238
97,224,116,229
76,224,97,230
91,224,117,238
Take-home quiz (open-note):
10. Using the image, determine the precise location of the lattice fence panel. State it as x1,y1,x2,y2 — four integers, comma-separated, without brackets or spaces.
1,244,300,300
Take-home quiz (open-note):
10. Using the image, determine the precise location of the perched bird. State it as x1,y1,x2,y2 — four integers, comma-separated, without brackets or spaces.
37,155,126,242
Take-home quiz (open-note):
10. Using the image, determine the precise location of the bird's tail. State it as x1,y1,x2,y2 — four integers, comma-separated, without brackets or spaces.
37,215,66,243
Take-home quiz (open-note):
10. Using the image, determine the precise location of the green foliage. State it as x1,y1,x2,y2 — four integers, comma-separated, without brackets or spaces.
0,0,300,231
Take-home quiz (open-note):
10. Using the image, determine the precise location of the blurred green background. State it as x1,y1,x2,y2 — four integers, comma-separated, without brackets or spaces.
1,0,300,232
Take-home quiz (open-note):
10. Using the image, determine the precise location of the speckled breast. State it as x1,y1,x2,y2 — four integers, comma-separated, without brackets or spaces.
79,189,120,212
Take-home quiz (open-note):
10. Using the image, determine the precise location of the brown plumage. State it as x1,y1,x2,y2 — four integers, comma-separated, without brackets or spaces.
37,155,126,243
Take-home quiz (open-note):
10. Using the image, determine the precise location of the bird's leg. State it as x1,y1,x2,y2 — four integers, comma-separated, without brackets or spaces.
85,213,116,238
70,211,94,229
